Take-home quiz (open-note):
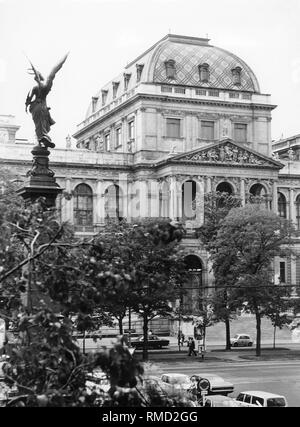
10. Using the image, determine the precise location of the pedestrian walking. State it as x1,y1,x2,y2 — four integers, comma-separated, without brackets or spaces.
177,331,185,347
187,337,197,356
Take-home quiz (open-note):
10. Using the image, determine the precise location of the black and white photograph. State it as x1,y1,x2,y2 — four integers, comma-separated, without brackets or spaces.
0,0,300,412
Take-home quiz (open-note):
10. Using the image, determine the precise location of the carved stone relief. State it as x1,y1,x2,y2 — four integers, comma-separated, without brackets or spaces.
181,142,269,166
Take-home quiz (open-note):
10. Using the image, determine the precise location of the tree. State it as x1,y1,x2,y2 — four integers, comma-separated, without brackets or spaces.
211,204,294,356
0,170,191,406
197,192,242,350
89,219,187,361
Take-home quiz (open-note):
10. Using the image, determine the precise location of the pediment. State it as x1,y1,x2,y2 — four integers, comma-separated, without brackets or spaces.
168,139,283,168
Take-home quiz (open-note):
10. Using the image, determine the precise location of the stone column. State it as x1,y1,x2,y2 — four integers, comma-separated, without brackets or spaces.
127,180,135,221
149,179,159,217
176,178,183,220
196,177,205,226
272,181,278,214
289,188,295,223
169,176,177,220
240,178,246,206
96,180,105,224
138,179,148,218
205,176,212,193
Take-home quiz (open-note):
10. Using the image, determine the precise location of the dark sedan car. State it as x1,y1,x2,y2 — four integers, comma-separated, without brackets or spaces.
131,335,170,349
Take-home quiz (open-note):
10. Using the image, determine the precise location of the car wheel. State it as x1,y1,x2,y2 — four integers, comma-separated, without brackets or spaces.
233,342,238,347
248,342,253,347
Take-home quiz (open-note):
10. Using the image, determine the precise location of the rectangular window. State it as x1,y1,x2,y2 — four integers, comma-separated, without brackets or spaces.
208,90,219,97
115,127,122,148
174,87,185,94
229,92,239,98
166,118,181,138
161,86,173,93
128,121,135,140
242,93,252,100
105,133,110,151
234,123,247,142
196,89,206,96
201,121,214,140
279,262,286,283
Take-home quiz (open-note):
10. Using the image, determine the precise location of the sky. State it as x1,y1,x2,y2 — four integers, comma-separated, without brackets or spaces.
0,0,300,148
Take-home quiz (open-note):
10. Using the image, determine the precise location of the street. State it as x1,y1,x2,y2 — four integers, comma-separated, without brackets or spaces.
158,360,300,407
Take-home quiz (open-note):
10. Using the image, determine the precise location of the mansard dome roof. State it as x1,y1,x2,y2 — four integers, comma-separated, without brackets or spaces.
147,35,260,92
85,34,260,118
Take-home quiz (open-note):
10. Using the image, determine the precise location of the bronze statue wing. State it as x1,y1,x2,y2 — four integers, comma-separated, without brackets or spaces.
45,53,69,92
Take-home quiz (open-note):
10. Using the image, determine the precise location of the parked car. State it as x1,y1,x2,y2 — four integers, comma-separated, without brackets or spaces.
190,373,234,396
230,334,253,347
160,373,193,393
131,335,169,349
202,394,244,407
235,391,288,407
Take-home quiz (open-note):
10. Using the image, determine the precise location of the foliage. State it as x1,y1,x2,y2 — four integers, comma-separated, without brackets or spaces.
196,192,242,349
88,218,187,361
196,191,242,245
211,204,295,355
0,174,190,405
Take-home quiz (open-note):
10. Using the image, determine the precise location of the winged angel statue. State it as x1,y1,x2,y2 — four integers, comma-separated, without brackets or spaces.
25,53,69,149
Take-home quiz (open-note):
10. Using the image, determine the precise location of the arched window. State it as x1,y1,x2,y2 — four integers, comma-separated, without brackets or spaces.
296,195,300,230
104,184,123,220
278,193,287,218
182,180,197,220
165,59,176,79
74,184,93,226
198,63,210,82
216,182,233,195
159,182,170,218
249,183,268,209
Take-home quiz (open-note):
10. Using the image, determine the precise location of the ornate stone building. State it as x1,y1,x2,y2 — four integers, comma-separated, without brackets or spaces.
272,136,300,295
1,34,299,324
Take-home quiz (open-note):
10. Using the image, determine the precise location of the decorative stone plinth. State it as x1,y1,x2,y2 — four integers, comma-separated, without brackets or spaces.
17,144,62,207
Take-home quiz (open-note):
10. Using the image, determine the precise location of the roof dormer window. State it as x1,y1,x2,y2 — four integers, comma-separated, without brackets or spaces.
165,59,176,79
91,96,98,113
136,64,144,82
101,90,108,106
232,66,242,85
198,63,210,83
112,81,120,99
123,73,131,91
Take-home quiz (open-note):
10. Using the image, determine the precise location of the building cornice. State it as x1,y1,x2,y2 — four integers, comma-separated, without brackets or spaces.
73,92,276,139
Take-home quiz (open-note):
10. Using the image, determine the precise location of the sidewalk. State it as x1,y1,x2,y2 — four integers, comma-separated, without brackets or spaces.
132,336,300,363
76,334,300,363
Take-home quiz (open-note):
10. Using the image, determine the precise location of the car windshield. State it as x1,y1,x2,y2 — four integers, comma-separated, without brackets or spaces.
267,397,286,407
233,335,239,339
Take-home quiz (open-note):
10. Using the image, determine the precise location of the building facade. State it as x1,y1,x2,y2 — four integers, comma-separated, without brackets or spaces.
1,34,300,325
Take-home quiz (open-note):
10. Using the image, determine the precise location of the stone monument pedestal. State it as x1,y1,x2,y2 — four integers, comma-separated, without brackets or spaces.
17,144,62,207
